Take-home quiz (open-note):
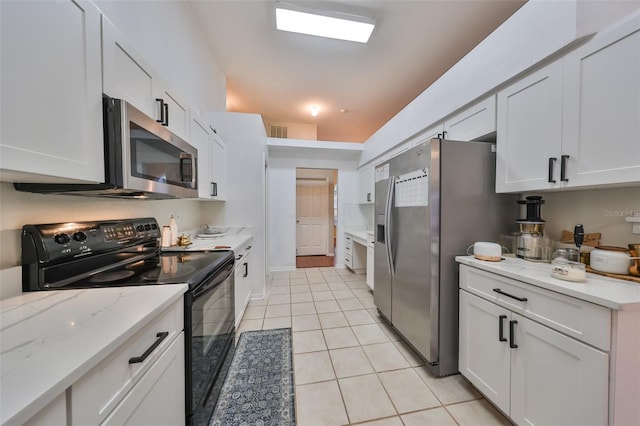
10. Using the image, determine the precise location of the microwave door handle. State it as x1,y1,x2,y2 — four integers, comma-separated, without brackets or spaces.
180,156,193,182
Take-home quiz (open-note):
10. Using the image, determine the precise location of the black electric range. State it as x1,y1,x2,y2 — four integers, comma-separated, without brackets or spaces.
21,218,236,425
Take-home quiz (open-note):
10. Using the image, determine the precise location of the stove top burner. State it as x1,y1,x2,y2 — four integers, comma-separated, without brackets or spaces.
90,270,136,283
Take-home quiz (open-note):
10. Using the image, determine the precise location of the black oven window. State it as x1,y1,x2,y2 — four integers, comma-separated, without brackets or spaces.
190,272,234,416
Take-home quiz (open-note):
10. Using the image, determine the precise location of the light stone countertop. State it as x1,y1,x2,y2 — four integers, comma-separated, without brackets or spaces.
456,255,640,310
161,226,253,253
0,284,188,425
345,229,368,246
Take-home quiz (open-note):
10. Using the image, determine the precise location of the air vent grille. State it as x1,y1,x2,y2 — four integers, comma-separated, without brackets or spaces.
269,124,288,138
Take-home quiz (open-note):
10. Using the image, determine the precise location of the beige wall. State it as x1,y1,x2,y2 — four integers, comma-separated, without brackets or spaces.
0,183,226,269
528,186,640,247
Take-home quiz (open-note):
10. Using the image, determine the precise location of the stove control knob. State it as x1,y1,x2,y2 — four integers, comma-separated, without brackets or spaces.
144,224,151,231
73,231,87,242
136,225,145,232
151,223,158,230
54,233,71,245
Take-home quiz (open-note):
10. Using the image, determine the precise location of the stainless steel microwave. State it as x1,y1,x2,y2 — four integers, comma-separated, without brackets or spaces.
14,95,198,199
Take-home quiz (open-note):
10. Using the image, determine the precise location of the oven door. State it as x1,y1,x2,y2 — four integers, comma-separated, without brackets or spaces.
185,259,235,425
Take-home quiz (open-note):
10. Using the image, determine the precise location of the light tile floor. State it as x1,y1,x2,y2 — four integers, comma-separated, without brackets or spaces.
237,267,513,426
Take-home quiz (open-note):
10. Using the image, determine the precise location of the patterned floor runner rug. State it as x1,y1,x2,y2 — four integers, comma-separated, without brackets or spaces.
210,328,295,425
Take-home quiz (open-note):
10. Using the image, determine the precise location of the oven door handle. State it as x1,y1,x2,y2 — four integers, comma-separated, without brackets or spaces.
191,266,233,299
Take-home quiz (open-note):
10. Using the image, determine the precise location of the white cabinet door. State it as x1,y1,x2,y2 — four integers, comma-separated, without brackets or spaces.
210,133,227,201
155,84,190,141
102,16,158,120
496,59,564,193
234,247,252,326
24,392,67,426
562,15,640,187
102,17,189,141
102,333,186,426
357,164,374,204
444,95,496,141
510,314,609,426
190,114,212,199
366,243,374,289
458,290,511,414
0,0,104,183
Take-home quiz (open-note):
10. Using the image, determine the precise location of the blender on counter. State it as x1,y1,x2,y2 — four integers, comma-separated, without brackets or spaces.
516,196,553,262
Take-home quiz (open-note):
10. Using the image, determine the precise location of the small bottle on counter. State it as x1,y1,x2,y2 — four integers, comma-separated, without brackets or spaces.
161,226,172,248
169,215,178,246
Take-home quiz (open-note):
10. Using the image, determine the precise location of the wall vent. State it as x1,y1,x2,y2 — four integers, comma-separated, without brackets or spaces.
269,124,288,138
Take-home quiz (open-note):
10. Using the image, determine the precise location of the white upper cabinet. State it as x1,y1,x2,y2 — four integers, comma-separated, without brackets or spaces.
210,132,227,201
444,95,496,141
496,13,640,193
496,60,564,193
357,164,374,204
102,16,156,119
190,113,212,199
561,13,640,187
102,16,189,141
0,0,104,183
190,112,227,201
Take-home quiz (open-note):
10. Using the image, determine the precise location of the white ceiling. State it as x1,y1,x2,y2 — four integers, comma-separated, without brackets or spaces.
189,0,526,143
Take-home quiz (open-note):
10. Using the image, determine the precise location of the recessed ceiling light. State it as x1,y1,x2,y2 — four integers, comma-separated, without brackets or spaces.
275,2,375,44
340,108,349,113
310,106,319,117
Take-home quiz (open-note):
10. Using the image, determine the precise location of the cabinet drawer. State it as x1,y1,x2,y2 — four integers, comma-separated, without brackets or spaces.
72,299,184,424
345,253,353,268
460,265,610,350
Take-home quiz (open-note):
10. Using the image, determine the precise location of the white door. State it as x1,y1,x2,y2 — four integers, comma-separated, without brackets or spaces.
296,179,329,256
458,290,511,414
510,313,609,426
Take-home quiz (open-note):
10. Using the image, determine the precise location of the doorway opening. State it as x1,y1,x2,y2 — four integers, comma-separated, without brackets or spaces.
295,168,337,268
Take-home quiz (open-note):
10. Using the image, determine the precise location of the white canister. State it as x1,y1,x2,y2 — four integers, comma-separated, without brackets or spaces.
169,215,178,246
161,226,172,248
590,247,631,275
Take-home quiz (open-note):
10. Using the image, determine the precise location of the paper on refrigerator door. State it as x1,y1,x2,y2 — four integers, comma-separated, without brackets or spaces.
375,164,389,182
395,169,429,207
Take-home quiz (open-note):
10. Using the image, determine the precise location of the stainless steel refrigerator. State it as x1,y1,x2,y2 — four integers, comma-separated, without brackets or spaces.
374,138,516,377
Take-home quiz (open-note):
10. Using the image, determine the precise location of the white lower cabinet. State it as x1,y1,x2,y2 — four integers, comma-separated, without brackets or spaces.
24,392,67,426
234,242,253,326
366,233,374,290
71,299,185,425
459,267,610,425
102,334,185,426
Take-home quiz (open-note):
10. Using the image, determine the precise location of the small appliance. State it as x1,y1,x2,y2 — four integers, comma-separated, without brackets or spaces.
516,195,552,262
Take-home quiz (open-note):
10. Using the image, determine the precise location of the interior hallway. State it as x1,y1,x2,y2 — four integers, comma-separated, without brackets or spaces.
237,267,512,425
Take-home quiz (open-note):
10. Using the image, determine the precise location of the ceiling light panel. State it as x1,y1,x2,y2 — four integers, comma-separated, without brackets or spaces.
275,3,375,43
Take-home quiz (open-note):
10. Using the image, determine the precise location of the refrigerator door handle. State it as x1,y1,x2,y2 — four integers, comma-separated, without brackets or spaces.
385,176,396,276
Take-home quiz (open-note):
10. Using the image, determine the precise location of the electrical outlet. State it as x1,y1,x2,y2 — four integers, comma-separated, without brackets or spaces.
632,223,640,235
174,212,181,223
